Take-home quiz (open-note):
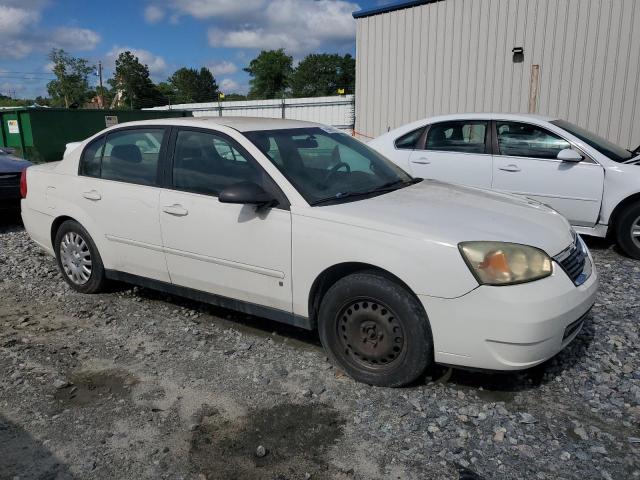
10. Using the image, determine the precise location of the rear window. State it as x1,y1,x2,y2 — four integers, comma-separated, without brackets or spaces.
79,128,166,186
425,121,488,154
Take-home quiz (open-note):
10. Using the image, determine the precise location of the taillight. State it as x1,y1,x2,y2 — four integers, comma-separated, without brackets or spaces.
20,167,28,199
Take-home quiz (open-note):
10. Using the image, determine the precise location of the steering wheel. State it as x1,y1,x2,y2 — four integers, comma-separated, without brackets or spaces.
323,161,351,184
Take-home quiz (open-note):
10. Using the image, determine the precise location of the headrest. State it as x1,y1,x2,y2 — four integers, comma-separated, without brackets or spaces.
253,135,271,154
111,144,142,164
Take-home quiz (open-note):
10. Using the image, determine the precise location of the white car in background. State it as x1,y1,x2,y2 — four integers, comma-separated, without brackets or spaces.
21,117,597,387
369,114,640,259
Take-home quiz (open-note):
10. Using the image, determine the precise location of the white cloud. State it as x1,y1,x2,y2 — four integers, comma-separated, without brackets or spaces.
219,78,240,92
144,5,165,23
0,2,100,59
51,27,101,51
208,60,237,76
106,46,168,76
0,6,40,36
149,0,357,56
169,0,265,19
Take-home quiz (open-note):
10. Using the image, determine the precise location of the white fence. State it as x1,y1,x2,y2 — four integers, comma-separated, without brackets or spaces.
145,95,355,132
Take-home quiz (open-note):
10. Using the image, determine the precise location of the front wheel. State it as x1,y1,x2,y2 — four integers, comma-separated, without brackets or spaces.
318,272,433,387
54,220,107,294
615,202,640,260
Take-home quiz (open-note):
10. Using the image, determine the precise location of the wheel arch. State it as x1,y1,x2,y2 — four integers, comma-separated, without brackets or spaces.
307,262,422,328
607,192,640,237
50,215,79,246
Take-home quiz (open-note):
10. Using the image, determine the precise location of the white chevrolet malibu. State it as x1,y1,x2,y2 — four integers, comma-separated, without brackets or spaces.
20,117,598,387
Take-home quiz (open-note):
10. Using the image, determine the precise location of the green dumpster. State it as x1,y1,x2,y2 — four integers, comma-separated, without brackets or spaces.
0,108,192,163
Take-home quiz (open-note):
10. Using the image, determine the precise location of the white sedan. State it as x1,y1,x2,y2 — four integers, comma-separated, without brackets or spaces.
21,117,597,387
369,113,640,259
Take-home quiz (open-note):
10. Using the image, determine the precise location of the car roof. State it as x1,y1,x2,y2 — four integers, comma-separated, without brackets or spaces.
419,112,558,122
110,116,323,132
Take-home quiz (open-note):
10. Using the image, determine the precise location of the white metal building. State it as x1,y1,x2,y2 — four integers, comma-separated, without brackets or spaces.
353,0,640,149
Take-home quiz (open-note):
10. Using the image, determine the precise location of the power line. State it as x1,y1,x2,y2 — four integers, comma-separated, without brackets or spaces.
0,71,56,76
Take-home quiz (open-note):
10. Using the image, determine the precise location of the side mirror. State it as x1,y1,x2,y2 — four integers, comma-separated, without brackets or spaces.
557,148,583,162
219,181,277,208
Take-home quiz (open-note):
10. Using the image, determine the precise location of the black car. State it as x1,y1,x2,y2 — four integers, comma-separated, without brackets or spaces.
0,148,32,211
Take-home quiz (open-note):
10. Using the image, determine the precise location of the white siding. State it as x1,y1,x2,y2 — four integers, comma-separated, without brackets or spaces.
355,0,640,148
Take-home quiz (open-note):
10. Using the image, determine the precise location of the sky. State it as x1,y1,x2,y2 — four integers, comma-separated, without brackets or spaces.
0,0,394,99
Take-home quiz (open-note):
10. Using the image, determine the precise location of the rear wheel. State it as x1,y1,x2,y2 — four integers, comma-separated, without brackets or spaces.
54,220,106,293
615,202,640,260
318,272,433,387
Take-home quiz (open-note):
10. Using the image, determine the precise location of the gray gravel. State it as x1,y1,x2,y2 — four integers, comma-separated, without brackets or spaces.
1,219,639,479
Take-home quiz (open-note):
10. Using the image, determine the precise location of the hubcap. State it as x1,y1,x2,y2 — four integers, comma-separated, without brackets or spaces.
60,231,92,285
337,299,405,369
632,216,640,250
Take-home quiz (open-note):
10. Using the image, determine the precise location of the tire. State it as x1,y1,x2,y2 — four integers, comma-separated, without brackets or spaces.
318,272,433,387
54,220,107,294
615,202,640,260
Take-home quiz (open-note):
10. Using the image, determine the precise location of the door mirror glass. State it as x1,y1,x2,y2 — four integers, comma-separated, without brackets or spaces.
219,181,277,207
556,148,583,162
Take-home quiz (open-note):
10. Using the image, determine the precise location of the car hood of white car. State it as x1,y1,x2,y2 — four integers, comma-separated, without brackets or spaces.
301,179,575,257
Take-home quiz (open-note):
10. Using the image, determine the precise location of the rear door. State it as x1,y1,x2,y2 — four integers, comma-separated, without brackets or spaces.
407,120,493,188
491,121,605,226
77,127,169,281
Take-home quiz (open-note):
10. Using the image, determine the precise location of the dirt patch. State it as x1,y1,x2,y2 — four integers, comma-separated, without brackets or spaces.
53,369,138,407
189,403,345,479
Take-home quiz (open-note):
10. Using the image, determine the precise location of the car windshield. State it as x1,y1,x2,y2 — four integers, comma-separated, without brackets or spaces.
244,127,415,205
551,119,636,163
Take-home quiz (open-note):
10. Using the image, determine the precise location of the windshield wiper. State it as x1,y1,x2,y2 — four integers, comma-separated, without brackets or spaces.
310,178,421,206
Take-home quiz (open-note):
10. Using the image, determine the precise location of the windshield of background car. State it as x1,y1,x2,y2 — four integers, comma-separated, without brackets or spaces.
244,127,414,205
551,119,635,162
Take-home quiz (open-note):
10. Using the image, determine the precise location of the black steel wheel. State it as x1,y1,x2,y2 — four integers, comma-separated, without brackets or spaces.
336,298,406,369
318,272,433,387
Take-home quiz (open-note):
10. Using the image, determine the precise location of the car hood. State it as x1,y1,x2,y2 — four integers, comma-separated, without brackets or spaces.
302,180,574,257
0,154,32,173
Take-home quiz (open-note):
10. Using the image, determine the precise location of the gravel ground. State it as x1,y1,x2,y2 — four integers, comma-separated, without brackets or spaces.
1,215,639,480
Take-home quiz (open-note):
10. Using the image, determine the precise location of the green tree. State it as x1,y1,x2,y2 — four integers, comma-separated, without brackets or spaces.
46,48,94,108
108,51,166,109
0,94,30,107
290,53,355,98
168,67,219,103
244,49,293,99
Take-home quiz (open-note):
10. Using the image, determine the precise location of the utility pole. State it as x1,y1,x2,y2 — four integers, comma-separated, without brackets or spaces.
97,61,104,109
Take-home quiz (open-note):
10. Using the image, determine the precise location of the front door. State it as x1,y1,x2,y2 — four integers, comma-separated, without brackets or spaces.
158,128,292,312
408,120,492,189
491,121,604,226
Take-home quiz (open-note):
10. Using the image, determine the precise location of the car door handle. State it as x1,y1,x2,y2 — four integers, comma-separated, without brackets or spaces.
499,164,521,172
411,157,431,165
82,190,101,201
162,204,189,216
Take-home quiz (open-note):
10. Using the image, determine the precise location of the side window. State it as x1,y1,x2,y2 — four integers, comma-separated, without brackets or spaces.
101,129,165,186
496,122,570,159
79,137,105,177
395,128,424,150
425,121,488,154
172,130,263,196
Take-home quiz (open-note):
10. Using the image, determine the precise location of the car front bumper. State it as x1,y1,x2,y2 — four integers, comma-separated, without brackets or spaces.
419,256,598,371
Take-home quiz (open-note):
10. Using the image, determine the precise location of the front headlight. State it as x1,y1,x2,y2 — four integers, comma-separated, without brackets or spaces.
459,241,552,285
